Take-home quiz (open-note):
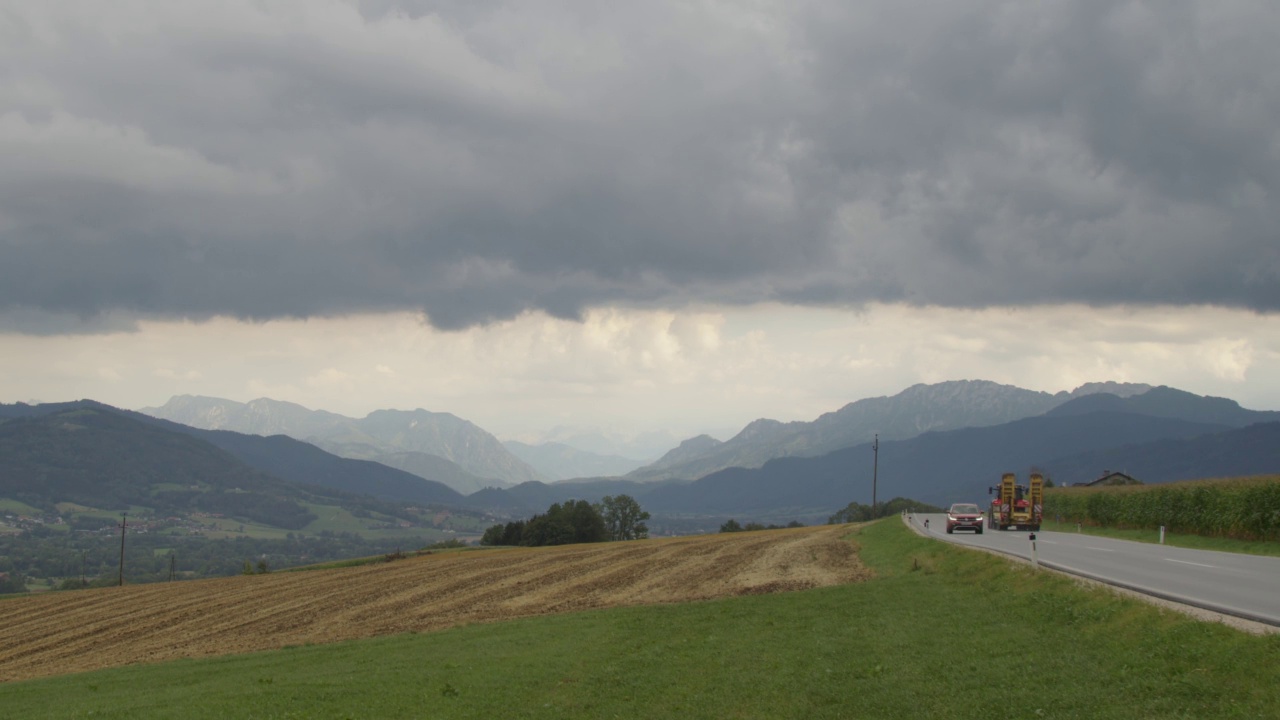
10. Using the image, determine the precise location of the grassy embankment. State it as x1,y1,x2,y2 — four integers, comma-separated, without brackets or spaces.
2,520,1278,719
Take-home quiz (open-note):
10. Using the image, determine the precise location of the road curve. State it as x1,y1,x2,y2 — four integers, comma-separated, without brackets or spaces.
907,513,1280,628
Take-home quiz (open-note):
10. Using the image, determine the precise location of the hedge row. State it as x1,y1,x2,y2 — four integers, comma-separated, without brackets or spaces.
1043,475,1280,541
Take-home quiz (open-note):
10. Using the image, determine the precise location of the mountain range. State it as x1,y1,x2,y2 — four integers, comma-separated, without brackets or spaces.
1,405,378,529
6,381,1276,531
627,380,1154,482
459,385,1280,520
140,396,542,493
0,400,467,509
144,380,1151,488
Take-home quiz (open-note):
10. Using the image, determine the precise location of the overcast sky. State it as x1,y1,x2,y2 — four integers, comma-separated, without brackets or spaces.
3,1,1279,449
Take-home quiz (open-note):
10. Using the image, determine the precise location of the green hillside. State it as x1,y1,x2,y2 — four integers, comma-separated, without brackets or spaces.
0,407,318,528
0,406,491,589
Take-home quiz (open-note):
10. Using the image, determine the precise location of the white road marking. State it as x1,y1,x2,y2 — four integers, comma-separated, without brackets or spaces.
1085,547,1115,552
1165,558,1217,569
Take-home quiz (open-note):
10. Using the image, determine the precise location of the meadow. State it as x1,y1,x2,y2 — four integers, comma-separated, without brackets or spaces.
1,520,1277,719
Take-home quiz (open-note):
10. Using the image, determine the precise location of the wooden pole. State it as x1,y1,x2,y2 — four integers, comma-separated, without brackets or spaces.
872,434,879,517
118,513,127,587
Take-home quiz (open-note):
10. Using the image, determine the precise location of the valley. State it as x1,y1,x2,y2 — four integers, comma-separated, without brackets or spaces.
5,379,1279,595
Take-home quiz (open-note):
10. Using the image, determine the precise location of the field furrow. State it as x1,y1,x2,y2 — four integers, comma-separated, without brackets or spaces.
0,525,868,682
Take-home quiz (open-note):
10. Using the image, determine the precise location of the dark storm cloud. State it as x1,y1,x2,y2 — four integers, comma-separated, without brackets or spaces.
2,0,1278,332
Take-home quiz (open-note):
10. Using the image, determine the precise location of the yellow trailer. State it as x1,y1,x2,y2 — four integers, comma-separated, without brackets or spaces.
988,473,1043,531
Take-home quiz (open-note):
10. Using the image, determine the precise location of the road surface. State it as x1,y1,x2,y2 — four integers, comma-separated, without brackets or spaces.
908,513,1280,627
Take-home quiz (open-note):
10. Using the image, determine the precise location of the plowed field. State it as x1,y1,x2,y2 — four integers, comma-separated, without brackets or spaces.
0,524,867,682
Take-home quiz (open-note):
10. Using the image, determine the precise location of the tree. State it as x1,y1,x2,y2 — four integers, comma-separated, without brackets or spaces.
480,520,526,546
599,495,650,541
719,519,743,533
480,524,505,546
509,501,607,547
0,572,27,595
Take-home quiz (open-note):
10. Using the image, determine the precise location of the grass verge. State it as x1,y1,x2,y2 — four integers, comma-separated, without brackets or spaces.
2,520,1277,719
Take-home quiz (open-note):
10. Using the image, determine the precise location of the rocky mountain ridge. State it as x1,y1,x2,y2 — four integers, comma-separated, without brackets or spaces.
140,397,542,492
627,379,1154,482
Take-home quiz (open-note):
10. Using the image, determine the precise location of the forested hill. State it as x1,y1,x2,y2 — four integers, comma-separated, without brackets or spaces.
3,405,330,529
3,400,466,508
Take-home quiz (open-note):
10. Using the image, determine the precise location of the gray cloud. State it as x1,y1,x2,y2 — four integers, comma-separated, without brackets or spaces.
2,0,1278,332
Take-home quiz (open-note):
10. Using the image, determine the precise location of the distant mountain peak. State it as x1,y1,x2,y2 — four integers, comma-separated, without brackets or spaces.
738,418,787,439
1066,382,1152,398
140,395,544,489
627,378,1170,483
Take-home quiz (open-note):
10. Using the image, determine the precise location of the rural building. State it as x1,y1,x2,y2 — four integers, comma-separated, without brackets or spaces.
1086,471,1141,487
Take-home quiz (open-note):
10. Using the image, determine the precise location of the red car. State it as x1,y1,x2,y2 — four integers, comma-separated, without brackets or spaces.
946,503,984,534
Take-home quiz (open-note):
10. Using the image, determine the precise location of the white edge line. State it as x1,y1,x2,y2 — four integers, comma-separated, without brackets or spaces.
1166,558,1217,569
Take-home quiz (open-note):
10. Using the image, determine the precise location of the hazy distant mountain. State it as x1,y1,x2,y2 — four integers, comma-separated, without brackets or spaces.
363,450,498,496
139,395,353,437
625,434,723,479
0,404,377,529
178,431,466,506
141,396,543,490
634,410,1232,516
525,426,683,462
515,385,1280,518
1046,386,1280,427
3,400,467,507
627,380,1153,482
502,441,648,480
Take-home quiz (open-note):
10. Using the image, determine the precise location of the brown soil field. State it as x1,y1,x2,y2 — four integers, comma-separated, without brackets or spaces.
0,524,868,682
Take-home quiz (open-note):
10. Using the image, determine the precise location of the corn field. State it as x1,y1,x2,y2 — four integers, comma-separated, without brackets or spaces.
1043,475,1280,541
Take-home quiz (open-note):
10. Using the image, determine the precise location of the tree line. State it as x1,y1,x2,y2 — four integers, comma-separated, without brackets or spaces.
718,519,805,532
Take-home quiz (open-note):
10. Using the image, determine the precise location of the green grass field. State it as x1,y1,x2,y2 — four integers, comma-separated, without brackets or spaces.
0,498,44,515
187,502,456,542
2,520,1277,719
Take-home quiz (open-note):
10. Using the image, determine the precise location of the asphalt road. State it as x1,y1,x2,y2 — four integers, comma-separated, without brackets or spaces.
908,513,1280,627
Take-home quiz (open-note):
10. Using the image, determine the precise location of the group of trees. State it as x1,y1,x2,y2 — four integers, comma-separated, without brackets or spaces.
827,497,941,524
481,492,944,546
480,495,650,547
719,519,805,533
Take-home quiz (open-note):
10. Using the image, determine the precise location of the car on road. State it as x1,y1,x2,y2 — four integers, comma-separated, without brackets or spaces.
946,503,984,534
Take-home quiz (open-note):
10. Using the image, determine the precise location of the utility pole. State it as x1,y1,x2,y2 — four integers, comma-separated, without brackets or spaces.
118,512,127,587
169,552,176,582
872,434,879,518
